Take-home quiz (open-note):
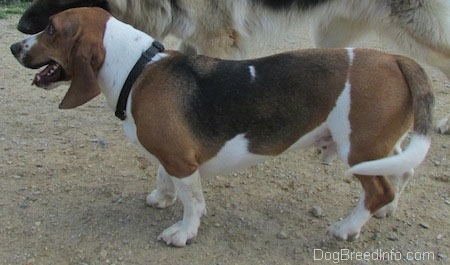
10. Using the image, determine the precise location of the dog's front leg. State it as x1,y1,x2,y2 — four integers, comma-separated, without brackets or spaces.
158,170,207,247
146,165,177,208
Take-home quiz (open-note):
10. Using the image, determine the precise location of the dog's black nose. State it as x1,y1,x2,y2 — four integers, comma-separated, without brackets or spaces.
10,42,22,57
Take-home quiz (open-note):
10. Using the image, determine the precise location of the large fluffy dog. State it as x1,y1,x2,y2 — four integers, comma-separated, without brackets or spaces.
17,0,450,133
11,7,434,247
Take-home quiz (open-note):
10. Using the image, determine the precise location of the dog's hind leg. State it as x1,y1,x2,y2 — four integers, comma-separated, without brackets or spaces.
327,111,404,240
146,165,178,208
310,17,372,48
374,138,413,218
374,169,413,218
328,175,395,241
158,170,206,247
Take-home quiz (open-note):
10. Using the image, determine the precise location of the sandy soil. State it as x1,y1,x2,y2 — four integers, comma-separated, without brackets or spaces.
1,15,449,264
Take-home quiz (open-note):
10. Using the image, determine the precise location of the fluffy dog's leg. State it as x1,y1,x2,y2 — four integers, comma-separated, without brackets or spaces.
311,17,370,48
146,165,177,208
178,41,198,56
428,53,450,134
158,170,206,247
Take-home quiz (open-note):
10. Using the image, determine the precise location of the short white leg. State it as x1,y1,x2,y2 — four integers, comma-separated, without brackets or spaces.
146,165,177,208
158,170,207,247
327,192,372,241
375,169,413,218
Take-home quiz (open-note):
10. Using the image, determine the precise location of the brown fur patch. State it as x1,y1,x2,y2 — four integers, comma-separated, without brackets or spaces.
131,54,207,178
347,50,414,212
348,50,413,166
356,175,395,213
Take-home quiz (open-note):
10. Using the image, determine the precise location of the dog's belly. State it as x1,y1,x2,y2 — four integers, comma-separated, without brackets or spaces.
199,124,332,177
199,134,268,177
124,105,334,178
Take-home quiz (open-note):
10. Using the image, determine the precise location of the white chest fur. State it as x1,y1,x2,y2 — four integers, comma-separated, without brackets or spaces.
97,17,155,110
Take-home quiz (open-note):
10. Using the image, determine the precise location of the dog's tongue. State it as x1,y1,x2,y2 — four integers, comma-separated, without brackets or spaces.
32,62,62,87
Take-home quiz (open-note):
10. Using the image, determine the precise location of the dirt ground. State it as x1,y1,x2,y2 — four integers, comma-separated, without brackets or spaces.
1,14,449,265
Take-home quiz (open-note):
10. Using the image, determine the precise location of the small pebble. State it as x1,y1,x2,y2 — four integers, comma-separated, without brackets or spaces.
310,206,323,218
419,222,430,229
432,160,441,166
100,250,108,259
371,231,379,240
387,234,399,241
277,231,289,239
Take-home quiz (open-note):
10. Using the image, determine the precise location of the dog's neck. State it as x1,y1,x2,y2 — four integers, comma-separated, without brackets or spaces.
97,16,157,110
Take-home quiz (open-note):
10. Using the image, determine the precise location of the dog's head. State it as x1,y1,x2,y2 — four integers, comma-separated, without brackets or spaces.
18,0,109,34
11,7,109,109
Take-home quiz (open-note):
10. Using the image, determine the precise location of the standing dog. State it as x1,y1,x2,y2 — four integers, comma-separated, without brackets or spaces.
17,0,450,133
11,8,434,247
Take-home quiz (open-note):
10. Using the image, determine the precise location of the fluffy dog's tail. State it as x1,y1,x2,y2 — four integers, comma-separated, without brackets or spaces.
346,56,434,177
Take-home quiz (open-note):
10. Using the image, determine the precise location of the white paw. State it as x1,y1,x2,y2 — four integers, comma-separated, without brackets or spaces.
158,221,198,247
327,220,361,241
320,149,337,165
437,116,450,134
374,200,398,218
146,189,177,209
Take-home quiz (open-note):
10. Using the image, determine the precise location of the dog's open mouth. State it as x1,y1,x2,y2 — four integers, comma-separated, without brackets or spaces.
32,61,67,88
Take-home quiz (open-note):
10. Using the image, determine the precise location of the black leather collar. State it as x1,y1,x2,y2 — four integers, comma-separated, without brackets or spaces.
115,41,165,120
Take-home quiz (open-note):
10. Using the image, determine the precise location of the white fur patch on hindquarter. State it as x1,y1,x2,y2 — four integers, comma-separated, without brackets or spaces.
326,81,352,163
199,134,268,177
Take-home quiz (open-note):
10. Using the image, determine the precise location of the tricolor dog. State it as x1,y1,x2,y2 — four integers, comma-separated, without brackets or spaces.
11,8,434,247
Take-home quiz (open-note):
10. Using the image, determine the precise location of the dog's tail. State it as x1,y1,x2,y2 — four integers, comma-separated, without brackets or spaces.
346,56,434,177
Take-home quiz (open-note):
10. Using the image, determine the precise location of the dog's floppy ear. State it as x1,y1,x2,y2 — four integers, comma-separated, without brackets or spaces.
59,42,105,109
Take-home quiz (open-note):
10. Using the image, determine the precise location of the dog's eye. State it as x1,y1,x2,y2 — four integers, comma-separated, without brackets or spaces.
47,23,55,35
